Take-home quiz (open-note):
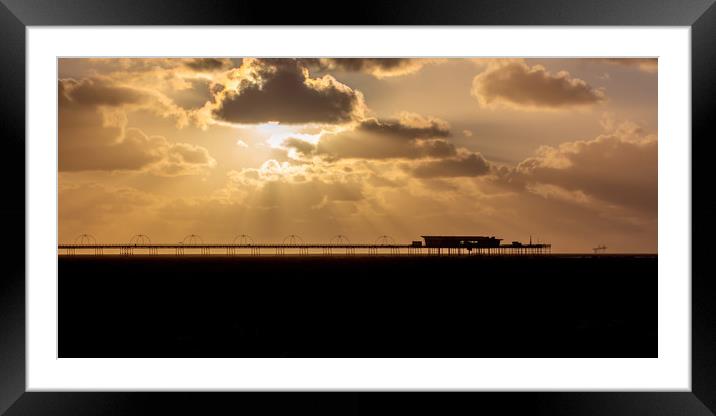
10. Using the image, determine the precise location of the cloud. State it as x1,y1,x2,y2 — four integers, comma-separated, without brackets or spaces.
313,114,455,160
151,139,217,177
273,112,491,182
409,152,491,178
59,78,215,176
499,121,657,214
79,58,238,74
472,63,606,110
60,76,191,126
61,60,241,129
358,114,450,139
59,77,149,108
212,59,366,125
283,137,316,156
309,58,441,78
183,58,235,72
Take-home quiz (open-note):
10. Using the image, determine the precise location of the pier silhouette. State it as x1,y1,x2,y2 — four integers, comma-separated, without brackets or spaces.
58,234,552,256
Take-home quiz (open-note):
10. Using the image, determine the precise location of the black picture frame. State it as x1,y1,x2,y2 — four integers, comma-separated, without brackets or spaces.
1,0,711,414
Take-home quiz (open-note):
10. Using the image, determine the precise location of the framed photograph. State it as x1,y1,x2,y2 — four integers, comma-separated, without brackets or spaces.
2,0,711,414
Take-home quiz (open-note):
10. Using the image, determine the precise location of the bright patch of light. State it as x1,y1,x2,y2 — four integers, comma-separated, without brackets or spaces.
256,122,282,133
256,159,308,180
259,159,284,175
254,122,329,149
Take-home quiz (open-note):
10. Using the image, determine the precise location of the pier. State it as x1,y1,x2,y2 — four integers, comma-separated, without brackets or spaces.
58,234,552,256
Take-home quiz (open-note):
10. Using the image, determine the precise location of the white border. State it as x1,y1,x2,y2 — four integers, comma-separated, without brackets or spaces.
27,27,690,391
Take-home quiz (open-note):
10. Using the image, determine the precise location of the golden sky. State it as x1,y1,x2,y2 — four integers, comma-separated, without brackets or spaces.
58,58,657,252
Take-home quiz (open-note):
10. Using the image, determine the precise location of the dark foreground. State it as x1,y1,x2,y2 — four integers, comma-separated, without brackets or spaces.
59,254,656,358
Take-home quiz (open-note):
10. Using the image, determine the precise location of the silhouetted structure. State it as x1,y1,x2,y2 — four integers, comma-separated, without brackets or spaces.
593,245,608,254
58,233,552,256
421,235,502,248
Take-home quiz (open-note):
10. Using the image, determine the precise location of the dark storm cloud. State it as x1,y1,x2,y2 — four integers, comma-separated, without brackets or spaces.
213,59,364,125
472,63,605,110
410,153,491,178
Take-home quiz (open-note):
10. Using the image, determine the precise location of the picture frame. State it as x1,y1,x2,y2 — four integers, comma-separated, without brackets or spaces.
1,0,710,413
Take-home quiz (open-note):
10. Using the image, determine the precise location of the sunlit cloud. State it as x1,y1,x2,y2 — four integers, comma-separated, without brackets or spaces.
472,62,606,110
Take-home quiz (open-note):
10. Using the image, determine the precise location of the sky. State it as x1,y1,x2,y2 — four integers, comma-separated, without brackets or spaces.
58,58,657,252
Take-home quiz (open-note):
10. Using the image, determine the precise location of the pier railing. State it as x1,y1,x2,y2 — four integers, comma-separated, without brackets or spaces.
57,242,552,256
